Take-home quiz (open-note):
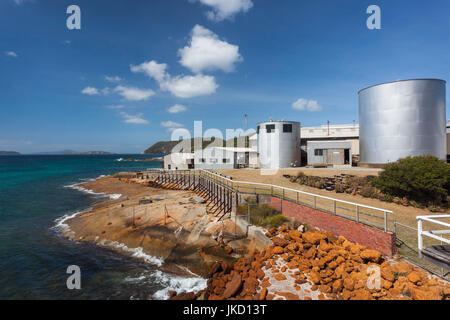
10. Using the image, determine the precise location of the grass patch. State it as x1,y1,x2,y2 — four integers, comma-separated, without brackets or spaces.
237,203,290,228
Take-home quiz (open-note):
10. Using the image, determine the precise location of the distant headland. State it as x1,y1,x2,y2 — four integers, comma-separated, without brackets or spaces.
0,151,21,155
34,150,115,155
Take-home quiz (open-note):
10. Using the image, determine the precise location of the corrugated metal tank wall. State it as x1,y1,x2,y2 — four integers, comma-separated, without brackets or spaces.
257,121,301,169
359,79,446,164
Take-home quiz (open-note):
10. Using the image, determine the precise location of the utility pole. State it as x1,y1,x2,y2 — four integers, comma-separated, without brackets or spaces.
327,120,330,136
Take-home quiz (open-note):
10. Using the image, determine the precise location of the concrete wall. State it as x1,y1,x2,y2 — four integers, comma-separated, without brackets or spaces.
268,196,396,257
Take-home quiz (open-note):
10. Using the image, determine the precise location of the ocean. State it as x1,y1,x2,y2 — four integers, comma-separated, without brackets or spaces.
0,154,206,300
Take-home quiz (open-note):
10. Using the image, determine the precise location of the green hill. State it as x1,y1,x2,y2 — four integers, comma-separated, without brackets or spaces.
143,137,226,155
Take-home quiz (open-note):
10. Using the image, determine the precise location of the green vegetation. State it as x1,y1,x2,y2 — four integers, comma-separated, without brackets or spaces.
372,155,450,207
286,156,450,210
237,203,290,228
143,137,225,154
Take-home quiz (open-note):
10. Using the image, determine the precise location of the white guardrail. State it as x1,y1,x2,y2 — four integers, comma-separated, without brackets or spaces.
417,215,450,251
145,169,394,232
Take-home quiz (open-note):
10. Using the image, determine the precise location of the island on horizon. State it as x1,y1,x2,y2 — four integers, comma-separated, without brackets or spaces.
0,151,21,155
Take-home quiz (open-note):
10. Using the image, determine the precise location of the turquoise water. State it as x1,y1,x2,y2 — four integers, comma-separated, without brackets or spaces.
0,155,204,299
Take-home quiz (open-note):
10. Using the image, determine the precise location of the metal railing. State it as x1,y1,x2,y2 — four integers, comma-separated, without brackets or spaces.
142,168,394,232
417,215,450,251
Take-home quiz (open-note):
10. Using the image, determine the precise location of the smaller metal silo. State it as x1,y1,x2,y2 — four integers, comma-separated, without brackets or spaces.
257,120,301,169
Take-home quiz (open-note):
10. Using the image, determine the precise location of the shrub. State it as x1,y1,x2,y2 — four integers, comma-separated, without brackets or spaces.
359,185,378,198
372,155,450,206
260,214,291,228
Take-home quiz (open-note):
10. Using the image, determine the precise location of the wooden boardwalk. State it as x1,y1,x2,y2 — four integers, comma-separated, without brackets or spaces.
421,245,450,271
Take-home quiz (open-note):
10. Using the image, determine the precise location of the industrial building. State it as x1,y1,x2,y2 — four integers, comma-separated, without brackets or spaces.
257,120,301,169
359,79,447,165
301,123,359,167
163,78,448,170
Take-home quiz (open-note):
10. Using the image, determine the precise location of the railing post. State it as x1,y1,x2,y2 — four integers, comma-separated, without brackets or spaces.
418,218,423,251
356,205,359,223
313,196,316,209
333,200,336,215
384,211,387,232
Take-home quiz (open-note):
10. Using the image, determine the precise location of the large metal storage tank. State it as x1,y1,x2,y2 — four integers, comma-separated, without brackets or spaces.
359,79,446,165
257,120,301,169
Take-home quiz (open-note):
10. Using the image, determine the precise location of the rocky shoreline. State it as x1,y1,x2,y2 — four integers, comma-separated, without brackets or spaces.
172,225,450,300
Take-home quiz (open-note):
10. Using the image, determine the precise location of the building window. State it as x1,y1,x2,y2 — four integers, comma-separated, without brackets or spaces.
266,124,275,133
223,158,230,163
283,124,292,133
314,149,324,156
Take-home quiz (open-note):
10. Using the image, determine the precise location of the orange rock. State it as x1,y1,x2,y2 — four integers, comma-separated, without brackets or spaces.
259,287,267,300
272,246,284,254
303,247,317,259
407,271,422,284
332,279,343,292
302,231,327,245
222,274,242,299
350,289,373,300
343,277,355,291
287,261,299,269
309,271,321,284
410,286,443,300
381,279,393,290
392,262,412,275
274,273,287,281
281,266,287,272
272,237,289,247
274,291,300,300
360,249,382,263
381,266,395,282
266,294,275,300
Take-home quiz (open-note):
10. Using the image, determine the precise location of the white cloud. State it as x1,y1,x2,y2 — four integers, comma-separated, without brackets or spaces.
193,0,253,21
5,51,18,58
63,40,71,45
131,61,168,82
168,104,187,114
161,120,184,132
131,60,218,98
178,25,242,73
81,87,100,95
106,105,126,109
114,85,155,101
161,121,184,128
105,75,122,83
160,74,217,98
292,98,323,112
120,112,149,124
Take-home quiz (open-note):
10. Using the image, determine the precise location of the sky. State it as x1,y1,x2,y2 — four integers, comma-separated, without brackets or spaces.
1,0,450,154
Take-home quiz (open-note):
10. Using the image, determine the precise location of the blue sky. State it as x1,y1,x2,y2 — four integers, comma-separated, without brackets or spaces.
1,0,450,154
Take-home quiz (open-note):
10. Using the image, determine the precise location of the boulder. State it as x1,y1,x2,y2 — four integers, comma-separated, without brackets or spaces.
259,287,267,300
302,231,327,245
274,273,287,281
272,237,289,247
222,274,242,299
272,246,284,254
360,249,382,263
407,271,422,284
